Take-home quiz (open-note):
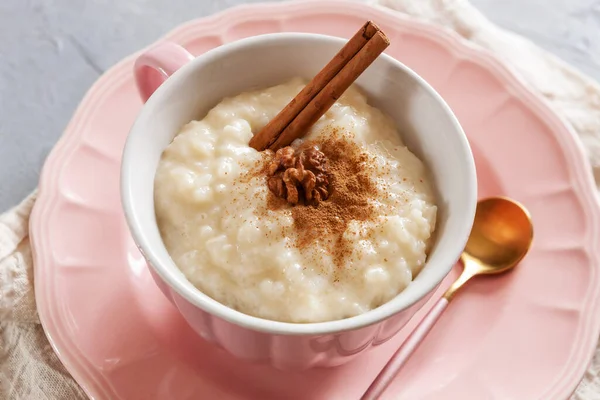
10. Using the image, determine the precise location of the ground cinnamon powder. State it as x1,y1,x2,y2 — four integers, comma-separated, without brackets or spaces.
261,128,378,266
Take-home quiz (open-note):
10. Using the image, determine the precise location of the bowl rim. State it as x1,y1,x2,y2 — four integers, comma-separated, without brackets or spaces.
121,32,477,336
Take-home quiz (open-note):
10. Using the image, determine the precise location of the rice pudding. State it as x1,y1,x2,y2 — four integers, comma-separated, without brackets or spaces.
154,78,437,323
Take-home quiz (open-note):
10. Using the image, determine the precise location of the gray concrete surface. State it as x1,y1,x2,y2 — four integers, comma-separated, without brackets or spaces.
1,0,599,210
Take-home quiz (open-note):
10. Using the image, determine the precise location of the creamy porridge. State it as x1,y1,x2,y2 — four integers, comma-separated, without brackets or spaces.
154,78,437,323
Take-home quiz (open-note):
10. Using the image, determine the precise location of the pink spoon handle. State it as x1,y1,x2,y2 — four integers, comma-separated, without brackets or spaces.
134,42,195,103
361,297,449,400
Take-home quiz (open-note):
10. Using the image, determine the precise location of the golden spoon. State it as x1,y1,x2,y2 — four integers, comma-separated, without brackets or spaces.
361,197,534,400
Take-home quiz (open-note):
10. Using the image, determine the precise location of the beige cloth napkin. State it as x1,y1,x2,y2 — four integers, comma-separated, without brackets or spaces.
1,0,600,399
0,192,87,399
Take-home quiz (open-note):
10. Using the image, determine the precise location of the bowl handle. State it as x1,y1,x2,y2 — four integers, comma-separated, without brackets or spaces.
134,41,195,103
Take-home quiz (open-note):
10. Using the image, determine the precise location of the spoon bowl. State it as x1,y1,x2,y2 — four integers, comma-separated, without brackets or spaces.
445,197,534,300
464,196,533,271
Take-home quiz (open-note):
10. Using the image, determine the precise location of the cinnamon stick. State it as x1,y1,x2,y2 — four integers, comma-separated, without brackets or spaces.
249,21,389,152
269,31,389,151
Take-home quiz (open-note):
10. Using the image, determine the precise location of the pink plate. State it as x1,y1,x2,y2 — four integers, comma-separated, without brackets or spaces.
30,1,600,399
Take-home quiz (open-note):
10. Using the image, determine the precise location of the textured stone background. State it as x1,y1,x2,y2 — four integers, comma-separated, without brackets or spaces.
0,0,599,210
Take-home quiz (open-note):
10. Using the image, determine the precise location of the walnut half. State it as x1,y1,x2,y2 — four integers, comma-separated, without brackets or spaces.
267,146,330,205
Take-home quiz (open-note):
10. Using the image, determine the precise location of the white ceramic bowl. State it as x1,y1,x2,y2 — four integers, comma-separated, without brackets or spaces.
121,33,477,370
